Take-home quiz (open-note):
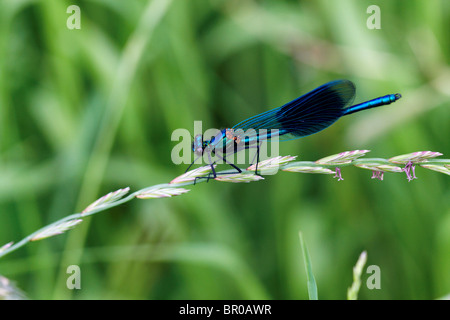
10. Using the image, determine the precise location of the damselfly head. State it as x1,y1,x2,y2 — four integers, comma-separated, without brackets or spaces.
192,134,204,156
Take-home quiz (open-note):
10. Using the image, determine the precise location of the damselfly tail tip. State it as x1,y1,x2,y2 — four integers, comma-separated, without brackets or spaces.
394,93,402,100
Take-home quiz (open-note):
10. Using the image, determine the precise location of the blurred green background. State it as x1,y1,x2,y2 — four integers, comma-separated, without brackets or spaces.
0,0,449,300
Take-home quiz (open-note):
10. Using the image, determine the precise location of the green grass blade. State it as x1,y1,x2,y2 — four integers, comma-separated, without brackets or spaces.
299,232,318,300
347,251,368,300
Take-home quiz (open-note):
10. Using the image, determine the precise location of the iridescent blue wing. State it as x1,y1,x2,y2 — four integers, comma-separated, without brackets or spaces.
232,79,356,141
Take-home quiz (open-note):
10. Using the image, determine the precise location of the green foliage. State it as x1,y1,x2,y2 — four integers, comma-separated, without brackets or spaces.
0,0,449,299
299,232,318,300
347,251,367,300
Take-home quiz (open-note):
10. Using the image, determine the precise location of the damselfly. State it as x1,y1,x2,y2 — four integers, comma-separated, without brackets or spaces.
187,79,401,180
